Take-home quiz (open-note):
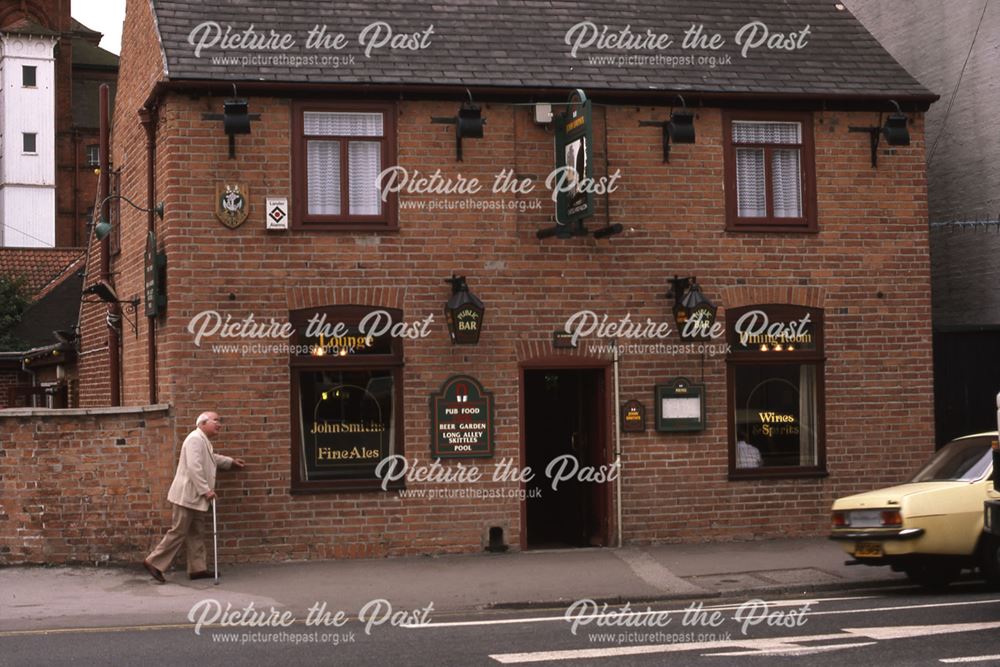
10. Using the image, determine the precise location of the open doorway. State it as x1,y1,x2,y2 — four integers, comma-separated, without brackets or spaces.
523,367,609,548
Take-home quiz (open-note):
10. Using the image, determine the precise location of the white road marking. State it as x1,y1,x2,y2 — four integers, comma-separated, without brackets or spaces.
489,621,1000,663
489,634,848,663
842,621,1000,640
940,655,1000,664
405,595,878,629
704,641,878,657
803,598,1000,618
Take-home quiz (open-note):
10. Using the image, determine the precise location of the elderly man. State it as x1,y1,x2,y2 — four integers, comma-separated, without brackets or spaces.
143,411,245,582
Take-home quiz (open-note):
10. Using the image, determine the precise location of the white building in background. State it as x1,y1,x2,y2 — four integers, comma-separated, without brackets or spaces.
0,26,57,248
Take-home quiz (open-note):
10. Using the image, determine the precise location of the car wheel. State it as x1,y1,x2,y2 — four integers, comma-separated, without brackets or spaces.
903,561,960,589
981,535,1000,589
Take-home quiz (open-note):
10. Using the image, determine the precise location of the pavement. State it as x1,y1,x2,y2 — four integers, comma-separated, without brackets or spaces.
0,538,909,632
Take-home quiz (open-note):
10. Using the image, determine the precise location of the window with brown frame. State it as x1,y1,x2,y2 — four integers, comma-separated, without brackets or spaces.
291,101,397,231
723,111,817,232
726,304,826,479
289,305,404,493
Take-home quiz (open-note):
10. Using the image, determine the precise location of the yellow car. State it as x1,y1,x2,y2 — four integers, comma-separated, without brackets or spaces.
830,432,1000,588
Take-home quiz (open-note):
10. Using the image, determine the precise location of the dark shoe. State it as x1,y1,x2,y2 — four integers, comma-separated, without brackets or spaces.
189,571,213,580
143,559,165,583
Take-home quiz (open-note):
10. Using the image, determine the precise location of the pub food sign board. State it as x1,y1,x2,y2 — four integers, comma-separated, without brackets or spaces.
430,375,495,458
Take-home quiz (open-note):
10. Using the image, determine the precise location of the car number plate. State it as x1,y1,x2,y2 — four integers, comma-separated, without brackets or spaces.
854,542,883,558
849,510,883,527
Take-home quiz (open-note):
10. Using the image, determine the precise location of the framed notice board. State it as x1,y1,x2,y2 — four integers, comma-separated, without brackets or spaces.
655,377,705,432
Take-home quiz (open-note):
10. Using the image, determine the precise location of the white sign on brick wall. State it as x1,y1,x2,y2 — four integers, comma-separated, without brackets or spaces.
265,197,289,230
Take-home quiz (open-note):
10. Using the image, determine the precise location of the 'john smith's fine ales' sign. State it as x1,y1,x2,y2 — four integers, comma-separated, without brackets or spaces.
430,375,494,458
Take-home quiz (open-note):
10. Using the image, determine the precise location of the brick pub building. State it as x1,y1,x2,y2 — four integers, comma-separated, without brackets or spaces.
1,0,940,564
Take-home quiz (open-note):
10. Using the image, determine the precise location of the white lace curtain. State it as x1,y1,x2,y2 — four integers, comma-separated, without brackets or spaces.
733,121,802,218
305,112,383,216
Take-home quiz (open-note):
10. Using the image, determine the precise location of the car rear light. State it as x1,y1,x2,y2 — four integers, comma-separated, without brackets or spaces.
880,510,902,527
832,511,849,528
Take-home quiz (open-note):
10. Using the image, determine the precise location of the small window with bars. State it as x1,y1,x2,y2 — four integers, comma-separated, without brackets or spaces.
724,112,815,231
86,144,100,167
293,102,397,230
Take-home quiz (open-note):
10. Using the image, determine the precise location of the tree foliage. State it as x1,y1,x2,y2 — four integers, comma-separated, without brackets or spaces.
0,276,30,352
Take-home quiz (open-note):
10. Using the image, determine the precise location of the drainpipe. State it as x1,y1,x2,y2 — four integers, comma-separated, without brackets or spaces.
72,128,79,246
139,107,158,405
99,83,121,406
613,343,622,548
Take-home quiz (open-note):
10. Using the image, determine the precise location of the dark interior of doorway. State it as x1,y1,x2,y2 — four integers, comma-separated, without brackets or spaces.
524,368,606,549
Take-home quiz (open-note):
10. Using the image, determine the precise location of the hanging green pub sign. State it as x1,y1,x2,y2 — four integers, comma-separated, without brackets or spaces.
554,89,594,224
430,375,495,458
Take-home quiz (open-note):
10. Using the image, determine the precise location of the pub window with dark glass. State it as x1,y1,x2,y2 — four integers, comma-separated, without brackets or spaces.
23,133,37,153
727,304,825,478
723,111,816,232
291,101,397,231
22,65,36,87
289,305,404,492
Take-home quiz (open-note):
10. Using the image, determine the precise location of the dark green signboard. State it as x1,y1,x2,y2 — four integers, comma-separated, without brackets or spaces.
554,89,594,225
430,375,494,458
655,377,706,433
143,231,166,317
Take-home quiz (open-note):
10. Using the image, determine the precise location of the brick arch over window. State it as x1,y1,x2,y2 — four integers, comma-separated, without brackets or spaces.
720,285,825,312
285,286,405,311
514,338,610,364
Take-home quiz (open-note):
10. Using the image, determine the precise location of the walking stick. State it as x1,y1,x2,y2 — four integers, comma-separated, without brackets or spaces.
212,498,219,586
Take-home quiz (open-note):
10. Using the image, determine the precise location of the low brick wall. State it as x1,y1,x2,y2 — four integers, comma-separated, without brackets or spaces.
0,405,176,564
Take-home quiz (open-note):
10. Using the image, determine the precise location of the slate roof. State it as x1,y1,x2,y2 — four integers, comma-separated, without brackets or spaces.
150,0,934,99
73,38,120,70
0,249,85,298
10,261,84,350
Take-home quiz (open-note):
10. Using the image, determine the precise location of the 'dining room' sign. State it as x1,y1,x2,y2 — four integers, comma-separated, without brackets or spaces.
430,375,494,458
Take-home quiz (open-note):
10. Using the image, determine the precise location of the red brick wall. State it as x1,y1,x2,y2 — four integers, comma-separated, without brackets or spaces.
0,368,30,408
78,0,163,408
0,406,176,564
85,0,937,563
94,91,935,561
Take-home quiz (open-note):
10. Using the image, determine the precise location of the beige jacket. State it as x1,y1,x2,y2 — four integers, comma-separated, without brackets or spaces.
166,428,234,511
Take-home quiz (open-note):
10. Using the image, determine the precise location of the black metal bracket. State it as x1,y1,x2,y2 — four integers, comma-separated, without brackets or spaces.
848,125,881,168
82,296,141,339
638,119,673,162
201,112,262,158
639,95,693,163
430,116,462,160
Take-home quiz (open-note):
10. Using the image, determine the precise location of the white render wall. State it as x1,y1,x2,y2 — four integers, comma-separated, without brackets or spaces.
0,32,57,247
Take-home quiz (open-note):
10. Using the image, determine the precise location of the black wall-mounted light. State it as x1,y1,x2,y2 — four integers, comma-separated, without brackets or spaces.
444,274,485,344
639,95,697,162
849,100,911,168
881,102,910,146
431,90,486,161
201,84,262,159
223,98,251,136
666,275,717,340
82,280,142,338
